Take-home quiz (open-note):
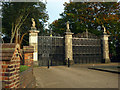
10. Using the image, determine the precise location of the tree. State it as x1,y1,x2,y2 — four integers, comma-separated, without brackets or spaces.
50,2,119,35
50,2,120,61
2,2,48,45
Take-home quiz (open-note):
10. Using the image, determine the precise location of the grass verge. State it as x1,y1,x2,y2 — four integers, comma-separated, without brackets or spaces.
20,65,29,72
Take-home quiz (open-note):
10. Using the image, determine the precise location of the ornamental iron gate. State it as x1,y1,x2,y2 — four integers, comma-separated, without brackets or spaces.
72,32,102,64
38,31,102,66
38,36,65,66
38,36,52,66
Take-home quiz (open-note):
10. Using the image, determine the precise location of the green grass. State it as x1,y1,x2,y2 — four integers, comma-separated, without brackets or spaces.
20,65,29,72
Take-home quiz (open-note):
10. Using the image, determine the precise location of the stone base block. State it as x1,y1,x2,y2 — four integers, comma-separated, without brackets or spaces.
65,60,74,65
105,59,111,63
102,59,111,63
33,61,39,66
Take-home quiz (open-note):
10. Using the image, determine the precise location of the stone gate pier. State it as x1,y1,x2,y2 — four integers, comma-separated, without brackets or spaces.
65,21,74,65
29,26,39,66
102,25,110,63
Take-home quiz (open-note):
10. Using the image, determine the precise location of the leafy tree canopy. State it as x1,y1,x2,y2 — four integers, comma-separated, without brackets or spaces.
50,2,120,35
2,2,49,46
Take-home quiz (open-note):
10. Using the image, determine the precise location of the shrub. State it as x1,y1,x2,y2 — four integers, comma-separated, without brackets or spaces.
20,65,29,72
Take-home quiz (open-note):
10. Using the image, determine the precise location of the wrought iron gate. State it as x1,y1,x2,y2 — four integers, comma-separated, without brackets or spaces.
38,36,52,66
72,32,102,64
38,36,65,66
38,31,102,66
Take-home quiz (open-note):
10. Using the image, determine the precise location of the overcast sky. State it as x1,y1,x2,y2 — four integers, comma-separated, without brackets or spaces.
46,0,69,27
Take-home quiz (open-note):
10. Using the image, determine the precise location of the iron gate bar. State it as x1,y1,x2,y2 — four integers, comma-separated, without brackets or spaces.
38,36,65,66
38,31,102,66
72,32,102,64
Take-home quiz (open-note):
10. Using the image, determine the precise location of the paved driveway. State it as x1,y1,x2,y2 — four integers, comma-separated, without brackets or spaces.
33,65,118,88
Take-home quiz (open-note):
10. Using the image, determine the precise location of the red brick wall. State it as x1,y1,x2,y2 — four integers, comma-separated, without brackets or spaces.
23,53,33,66
22,46,34,66
1,45,35,89
0,61,2,89
19,46,35,88
1,49,20,88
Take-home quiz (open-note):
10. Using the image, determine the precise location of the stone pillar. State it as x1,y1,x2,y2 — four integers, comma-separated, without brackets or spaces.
29,30,39,66
65,21,74,65
102,25,110,63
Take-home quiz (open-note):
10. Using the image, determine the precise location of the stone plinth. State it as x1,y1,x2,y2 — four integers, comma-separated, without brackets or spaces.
29,30,39,66
65,31,74,65
102,34,110,63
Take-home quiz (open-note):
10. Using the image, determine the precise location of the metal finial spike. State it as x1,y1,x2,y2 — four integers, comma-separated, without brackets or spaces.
86,29,88,38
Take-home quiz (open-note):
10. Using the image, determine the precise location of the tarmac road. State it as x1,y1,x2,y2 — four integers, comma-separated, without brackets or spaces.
33,65,118,88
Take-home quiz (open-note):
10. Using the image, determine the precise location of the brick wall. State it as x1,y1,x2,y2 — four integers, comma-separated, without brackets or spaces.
1,43,36,88
2,58,20,88
23,53,33,66
1,44,21,88
22,46,34,66
20,46,36,88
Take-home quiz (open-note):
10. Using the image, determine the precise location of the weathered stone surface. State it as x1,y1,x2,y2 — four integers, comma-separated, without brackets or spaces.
29,30,39,63
102,34,110,63
65,31,74,64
